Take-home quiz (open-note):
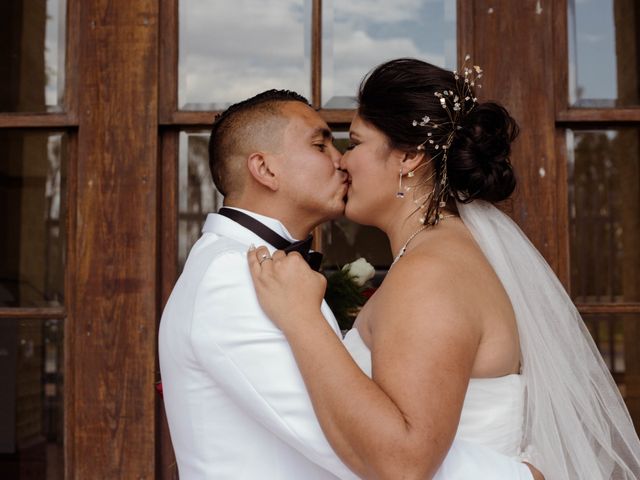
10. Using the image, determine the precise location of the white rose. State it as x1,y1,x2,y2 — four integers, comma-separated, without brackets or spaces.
343,258,375,287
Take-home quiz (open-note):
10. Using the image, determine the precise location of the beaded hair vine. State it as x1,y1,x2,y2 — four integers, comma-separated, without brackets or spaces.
407,55,483,225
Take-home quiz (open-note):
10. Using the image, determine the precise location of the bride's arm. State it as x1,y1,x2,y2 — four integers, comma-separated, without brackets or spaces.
248,248,480,479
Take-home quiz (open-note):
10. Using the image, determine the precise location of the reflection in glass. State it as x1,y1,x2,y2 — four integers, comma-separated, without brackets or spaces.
321,132,392,270
179,0,311,110
321,218,392,271
583,314,637,393
178,132,224,269
568,0,639,107
179,130,392,271
322,0,456,108
0,131,67,307
0,318,64,478
567,129,640,303
0,0,66,112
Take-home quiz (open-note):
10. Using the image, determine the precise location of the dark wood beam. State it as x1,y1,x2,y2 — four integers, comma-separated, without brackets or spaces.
471,0,564,274
70,0,159,477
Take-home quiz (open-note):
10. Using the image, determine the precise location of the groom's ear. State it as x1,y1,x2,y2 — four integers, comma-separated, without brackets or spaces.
247,152,279,191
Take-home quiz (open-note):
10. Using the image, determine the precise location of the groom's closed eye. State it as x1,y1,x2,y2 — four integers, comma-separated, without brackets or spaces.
310,127,334,152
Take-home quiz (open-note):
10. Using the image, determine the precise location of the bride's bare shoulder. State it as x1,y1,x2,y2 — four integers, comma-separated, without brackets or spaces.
388,225,486,285
371,225,491,327
368,234,484,357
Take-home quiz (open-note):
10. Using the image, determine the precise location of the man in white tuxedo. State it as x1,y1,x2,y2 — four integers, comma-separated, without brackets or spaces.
159,90,537,479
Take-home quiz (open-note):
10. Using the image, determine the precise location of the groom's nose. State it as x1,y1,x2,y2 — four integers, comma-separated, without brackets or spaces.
329,143,342,169
338,151,348,171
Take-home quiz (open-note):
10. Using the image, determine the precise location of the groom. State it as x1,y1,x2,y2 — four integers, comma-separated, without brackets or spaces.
159,90,538,479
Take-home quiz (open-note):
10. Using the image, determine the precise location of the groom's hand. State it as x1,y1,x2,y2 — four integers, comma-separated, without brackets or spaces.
524,462,544,480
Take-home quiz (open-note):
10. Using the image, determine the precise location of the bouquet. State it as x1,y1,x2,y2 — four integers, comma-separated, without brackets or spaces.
324,258,376,331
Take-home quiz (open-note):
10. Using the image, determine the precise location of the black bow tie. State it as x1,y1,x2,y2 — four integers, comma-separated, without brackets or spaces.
217,208,323,271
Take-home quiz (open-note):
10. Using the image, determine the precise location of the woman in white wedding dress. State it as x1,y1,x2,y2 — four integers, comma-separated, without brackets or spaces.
248,59,640,479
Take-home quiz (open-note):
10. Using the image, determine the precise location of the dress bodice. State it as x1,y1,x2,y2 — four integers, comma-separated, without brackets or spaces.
342,328,525,457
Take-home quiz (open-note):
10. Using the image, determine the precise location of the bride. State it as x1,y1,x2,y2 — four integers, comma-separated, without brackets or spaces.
248,58,640,479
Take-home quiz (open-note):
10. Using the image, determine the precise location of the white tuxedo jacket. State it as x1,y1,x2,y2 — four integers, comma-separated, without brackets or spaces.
159,209,533,480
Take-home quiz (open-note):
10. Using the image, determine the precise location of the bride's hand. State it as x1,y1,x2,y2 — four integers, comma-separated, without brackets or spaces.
248,246,327,332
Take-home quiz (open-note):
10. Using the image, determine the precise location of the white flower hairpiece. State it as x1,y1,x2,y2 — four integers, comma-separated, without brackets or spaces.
408,54,483,225
413,54,482,152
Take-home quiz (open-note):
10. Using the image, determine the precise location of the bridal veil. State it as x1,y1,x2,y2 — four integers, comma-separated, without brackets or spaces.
458,200,640,479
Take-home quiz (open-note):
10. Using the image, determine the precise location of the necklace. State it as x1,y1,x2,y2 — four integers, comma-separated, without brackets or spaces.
390,214,457,267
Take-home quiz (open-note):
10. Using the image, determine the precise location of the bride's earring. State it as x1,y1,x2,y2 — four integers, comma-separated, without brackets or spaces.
396,167,405,198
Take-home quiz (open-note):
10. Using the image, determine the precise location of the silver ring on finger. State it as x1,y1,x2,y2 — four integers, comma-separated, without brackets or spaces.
258,253,273,265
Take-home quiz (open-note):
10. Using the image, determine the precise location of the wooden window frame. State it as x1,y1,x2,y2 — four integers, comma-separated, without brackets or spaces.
156,0,640,474
4,0,165,477
552,0,640,418
552,0,640,316
0,0,80,477
157,0,467,260
157,1,469,476
159,0,357,128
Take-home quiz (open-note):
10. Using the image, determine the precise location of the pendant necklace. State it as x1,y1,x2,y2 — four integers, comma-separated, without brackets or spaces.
390,214,457,268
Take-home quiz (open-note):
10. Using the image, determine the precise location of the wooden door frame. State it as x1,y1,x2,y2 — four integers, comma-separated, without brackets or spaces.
4,1,637,478
155,0,640,476
64,0,640,477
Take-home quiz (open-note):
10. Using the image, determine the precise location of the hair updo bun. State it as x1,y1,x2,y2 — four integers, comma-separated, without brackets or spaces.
448,102,519,203
358,58,520,213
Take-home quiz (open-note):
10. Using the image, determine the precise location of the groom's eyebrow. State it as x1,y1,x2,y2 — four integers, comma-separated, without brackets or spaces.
310,127,333,141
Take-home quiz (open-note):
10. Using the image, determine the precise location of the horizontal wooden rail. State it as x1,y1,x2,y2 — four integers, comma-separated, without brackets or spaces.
160,108,356,128
557,108,640,124
319,109,354,125
0,307,66,319
577,303,640,315
161,110,217,127
0,112,78,128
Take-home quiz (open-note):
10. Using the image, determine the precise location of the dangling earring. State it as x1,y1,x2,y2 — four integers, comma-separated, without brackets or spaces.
396,167,405,199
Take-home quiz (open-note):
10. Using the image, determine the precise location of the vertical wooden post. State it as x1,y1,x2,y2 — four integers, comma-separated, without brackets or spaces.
471,0,563,273
71,0,158,477
158,131,179,480
311,0,323,109
614,0,640,430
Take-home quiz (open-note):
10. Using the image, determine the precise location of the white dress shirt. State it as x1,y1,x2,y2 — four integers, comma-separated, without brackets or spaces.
158,209,533,479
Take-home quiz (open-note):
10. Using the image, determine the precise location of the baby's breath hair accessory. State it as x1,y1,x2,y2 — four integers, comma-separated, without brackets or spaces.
410,54,483,225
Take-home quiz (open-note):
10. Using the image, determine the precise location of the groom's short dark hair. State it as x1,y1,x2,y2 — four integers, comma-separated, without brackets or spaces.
208,89,310,197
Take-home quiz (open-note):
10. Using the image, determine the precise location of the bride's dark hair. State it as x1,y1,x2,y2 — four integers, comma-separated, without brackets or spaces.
357,58,519,206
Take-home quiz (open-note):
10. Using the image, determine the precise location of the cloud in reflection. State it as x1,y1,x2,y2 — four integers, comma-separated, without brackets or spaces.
322,0,454,107
180,0,456,109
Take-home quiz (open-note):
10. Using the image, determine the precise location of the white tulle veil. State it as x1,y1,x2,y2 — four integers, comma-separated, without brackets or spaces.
457,199,640,479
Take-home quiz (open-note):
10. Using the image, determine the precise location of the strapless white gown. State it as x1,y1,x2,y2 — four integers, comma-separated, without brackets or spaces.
343,328,525,458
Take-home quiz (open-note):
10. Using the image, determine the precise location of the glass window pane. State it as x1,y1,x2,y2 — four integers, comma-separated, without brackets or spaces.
582,313,638,396
0,318,64,478
0,131,67,307
178,130,393,271
321,218,392,270
321,131,392,269
178,131,223,268
568,0,639,107
322,0,457,108
179,0,311,110
0,0,66,112
567,129,640,302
